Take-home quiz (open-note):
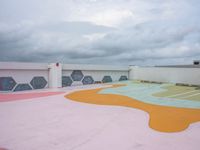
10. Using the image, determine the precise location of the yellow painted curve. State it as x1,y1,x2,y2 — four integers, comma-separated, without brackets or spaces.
65,84,200,132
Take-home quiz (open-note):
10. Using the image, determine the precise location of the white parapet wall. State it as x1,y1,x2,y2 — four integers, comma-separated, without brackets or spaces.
2,62,199,92
0,62,49,92
129,66,200,85
0,62,129,92
62,64,129,86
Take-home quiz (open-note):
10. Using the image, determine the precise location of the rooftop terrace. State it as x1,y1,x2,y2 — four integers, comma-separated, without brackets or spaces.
0,62,200,150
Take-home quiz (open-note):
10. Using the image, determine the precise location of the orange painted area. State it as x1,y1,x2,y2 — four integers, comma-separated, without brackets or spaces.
0,91,64,102
65,84,200,132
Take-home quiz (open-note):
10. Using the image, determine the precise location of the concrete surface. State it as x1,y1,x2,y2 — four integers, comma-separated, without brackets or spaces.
0,84,200,150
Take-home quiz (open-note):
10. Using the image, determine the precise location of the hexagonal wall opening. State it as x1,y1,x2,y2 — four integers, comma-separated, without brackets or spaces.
14,84,32,92
30,76,47,89
62,76,73,87
102,76,112,83
0,77,16,91
71,70,84,81
119,75,128,81
82,76,94,85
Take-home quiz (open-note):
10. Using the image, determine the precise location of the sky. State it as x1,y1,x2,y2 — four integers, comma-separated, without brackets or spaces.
0,0,200,66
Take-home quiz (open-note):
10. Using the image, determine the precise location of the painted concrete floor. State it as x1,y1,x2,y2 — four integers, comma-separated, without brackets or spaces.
0,83,200,150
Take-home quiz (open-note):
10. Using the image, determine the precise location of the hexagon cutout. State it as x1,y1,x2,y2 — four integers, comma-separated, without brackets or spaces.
82,76,94,85
119,75,128,81
102,76,112,83
62,76,73,87
30,76,47,89
0,77,16,91
71,70,84,81
14,84,32,91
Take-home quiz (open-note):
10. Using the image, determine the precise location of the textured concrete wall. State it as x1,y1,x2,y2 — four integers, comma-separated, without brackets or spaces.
129,66,200,85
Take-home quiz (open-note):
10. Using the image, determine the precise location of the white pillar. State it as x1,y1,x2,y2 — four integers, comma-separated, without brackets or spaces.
48,63,62,88
128,66,138,80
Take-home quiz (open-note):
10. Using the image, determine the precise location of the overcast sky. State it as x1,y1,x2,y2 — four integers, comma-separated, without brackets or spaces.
0,0,200,66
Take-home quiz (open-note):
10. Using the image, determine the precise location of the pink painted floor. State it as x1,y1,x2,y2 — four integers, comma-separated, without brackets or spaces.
0,92,64,102
0,85,200,150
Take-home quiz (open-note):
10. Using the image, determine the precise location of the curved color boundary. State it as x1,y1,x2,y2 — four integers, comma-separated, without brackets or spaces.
65,84,200,133
100,83,200,109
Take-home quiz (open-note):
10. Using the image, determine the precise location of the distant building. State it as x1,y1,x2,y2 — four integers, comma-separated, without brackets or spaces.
193,60,200,65
156,60,200,68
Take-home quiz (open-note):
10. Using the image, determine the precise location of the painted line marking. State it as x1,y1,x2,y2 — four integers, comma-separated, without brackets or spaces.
166,90,197,98
181,92,200,99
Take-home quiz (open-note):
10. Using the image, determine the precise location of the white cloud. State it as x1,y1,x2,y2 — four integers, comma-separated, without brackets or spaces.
83,33,106,41
88,9,134,27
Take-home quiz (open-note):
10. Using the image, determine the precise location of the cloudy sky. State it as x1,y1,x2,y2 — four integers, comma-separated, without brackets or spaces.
0,0,200,66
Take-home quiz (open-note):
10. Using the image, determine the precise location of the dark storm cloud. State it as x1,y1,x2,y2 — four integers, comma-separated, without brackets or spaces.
0,21,115,62
92,21,200,60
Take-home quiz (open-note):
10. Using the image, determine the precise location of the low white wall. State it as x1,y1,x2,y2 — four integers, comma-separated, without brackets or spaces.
0,62,129,91
0,62,49,92
62,64,129,86
129,66,200,85
62,64,128,71
2,61,199,92
0,70,49,85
